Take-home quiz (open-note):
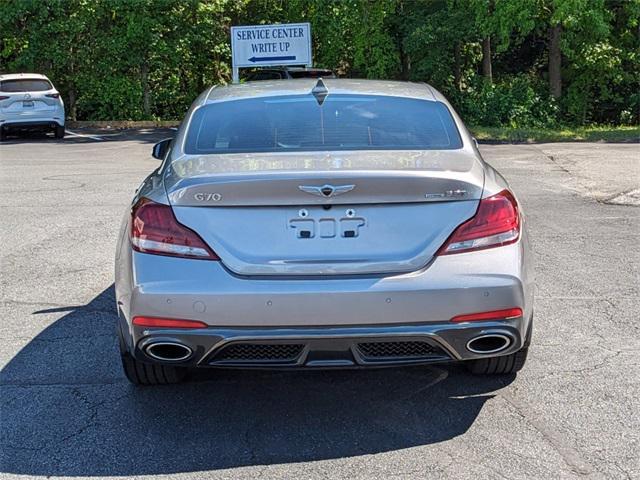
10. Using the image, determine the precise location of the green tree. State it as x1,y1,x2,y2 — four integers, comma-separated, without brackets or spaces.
1,0,636,126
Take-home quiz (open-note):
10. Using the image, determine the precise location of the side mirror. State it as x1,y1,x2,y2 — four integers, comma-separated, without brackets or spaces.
152,138,172,160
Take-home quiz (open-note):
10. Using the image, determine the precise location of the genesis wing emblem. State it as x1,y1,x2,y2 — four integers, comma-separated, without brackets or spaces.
299,184,355,198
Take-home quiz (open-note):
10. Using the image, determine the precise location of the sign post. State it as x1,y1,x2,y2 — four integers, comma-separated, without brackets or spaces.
230,23,312,83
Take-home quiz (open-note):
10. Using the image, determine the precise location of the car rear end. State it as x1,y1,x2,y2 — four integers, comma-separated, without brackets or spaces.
115,79,533,384
0,74,65,139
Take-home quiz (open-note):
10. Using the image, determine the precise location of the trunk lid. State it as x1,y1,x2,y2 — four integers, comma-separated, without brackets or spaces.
0,92,59,117
166,150,484,275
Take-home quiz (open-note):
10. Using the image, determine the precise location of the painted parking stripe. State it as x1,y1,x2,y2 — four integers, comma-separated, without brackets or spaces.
65,129,104,141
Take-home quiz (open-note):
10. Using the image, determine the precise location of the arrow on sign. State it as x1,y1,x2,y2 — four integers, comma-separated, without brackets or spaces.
249,55,297,63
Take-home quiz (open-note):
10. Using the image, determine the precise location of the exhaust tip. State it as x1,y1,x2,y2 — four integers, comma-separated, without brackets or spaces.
145,342,192,362
466,334,511,354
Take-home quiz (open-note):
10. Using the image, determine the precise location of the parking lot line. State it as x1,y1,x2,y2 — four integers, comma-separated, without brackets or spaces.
65,129,104,141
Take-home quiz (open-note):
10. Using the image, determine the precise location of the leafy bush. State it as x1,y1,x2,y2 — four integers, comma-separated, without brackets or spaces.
450,76,559,128
0,0,636,126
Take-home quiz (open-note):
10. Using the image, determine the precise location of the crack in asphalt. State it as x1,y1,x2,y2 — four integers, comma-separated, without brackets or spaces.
372,366,449,403
534,147,640,207
12,174,89,194
54,388,103,445
2,389,132,453
549,350,630,375
601,188,640,206
499,392,602,478
611,460,633,480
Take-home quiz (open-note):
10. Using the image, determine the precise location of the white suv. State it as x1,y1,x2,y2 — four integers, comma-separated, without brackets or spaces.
0,73,65,140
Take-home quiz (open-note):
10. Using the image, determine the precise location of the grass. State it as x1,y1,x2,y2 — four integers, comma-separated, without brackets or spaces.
67,121,639,144
470,125,639,143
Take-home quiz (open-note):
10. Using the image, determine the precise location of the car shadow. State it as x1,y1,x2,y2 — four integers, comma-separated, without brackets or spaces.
1,285,515,477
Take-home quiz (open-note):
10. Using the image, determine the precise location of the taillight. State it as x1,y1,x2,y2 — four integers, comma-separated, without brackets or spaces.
130,198,219,260
451,307,523,323
437,189,520,255
45,93,60,99
133,316,208,329
0,95,9,100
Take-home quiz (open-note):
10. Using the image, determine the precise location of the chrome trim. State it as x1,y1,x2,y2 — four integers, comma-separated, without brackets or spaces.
298,184,355,198
145,342,193,362
466,334,512,354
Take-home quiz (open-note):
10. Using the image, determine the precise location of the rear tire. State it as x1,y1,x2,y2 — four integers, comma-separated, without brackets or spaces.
54,124,65,139
117,324,187,386
466,346,529,375
466,315,532,375
0,128,6,141
120,353,188,385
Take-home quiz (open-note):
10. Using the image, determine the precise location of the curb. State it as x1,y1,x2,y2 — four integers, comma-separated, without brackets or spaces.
67,120,180,129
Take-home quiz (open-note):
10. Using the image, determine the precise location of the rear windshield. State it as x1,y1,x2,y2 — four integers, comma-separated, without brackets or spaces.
185,94,463,154
0,79,53,92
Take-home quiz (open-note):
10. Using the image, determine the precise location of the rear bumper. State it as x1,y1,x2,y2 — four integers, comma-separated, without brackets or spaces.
118,239,533,326
129,319,526,368
0,117,64,129
116,234,534,367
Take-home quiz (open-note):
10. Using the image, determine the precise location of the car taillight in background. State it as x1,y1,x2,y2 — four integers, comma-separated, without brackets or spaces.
438,189,520,255
130,198,219,260
0,96,9,100
45,93,60,99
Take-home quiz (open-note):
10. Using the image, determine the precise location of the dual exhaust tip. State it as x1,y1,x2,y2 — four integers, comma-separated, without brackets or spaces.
145,342,192,362
466,334,512,354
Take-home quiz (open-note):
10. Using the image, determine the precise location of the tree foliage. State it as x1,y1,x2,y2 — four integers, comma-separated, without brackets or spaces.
1,0,637,126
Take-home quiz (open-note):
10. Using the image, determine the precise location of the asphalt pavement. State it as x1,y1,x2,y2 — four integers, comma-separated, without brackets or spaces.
1,130,638,479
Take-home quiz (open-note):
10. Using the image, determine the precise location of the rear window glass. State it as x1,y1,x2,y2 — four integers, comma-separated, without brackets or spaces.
0,79,53,92
184,94,462,154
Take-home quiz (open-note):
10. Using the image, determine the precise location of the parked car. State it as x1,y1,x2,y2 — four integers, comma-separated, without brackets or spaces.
244,66,335,81
0,73,65,140
115,78,534,385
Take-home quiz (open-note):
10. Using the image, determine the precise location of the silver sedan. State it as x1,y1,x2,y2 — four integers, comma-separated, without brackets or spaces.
115,79,534,385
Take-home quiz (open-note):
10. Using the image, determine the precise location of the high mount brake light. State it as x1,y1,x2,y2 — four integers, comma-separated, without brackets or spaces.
451,307,523,323
438,189,520,255
130,198,219,260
